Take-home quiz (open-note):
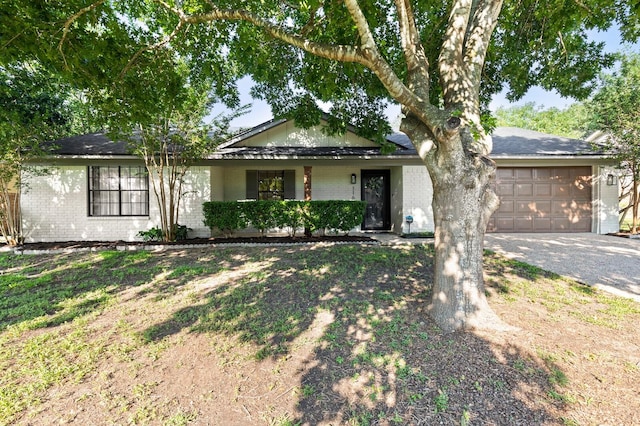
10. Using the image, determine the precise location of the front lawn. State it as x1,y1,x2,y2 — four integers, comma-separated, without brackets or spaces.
0,244,638,425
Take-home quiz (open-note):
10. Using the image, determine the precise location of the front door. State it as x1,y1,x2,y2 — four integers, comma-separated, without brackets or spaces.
361,170,391,230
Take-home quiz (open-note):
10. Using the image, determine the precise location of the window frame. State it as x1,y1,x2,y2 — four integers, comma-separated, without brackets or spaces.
87,165,150,217
258,170,286,201
246,170,296,200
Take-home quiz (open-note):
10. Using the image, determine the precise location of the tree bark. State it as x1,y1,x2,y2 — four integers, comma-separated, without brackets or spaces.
402,115,508,332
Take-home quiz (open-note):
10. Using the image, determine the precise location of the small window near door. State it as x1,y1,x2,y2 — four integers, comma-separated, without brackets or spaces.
246,170,296,200
258,170,285,200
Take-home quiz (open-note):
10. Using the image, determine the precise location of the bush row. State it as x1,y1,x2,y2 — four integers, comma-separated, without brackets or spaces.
203,200,367,236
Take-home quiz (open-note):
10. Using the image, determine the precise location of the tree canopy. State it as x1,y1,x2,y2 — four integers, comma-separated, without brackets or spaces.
2,1,636,132
494,102,592,139
589,53,640,234
0,62,81,244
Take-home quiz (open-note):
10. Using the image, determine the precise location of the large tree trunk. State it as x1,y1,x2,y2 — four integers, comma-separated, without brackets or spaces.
402,116,508,332
430,167,501,332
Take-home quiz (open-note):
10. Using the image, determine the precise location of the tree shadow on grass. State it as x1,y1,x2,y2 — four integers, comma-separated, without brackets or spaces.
140,244,564,424
0,250,164,331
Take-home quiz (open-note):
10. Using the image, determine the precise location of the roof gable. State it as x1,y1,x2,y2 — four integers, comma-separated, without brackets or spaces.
223,118,380,149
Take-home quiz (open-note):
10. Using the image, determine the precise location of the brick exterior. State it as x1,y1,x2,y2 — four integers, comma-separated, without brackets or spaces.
21,165,211,242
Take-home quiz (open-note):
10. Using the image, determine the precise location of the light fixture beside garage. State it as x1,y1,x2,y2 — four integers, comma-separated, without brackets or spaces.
606,174,617,186
351,173,357,184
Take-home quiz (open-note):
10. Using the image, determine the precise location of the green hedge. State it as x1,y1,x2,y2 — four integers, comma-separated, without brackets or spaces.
203,200,367,236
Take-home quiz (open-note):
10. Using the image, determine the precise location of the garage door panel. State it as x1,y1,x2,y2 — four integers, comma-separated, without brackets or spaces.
517,184,533,196
533,218,552,232
533,201,551,216
553,184,570,197
497,168,515,180
535,168,552,180
553,218,571,231
514,218,534,231
516,169,533,179
498,183,515,196
490,166,592,233
535,183,552,196
555,168,571,179
571,217,591,232
495,218,515,231
498,200,515,213
516,201,534,214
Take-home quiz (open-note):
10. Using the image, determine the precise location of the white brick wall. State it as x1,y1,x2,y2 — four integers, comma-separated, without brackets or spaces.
21,165,211,242
312,166,361,200
594,165,621,234
400,166,434,234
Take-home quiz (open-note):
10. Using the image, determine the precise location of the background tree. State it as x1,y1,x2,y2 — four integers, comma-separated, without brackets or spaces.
494,102,592,139
589,53,640,234
0,62,77,245
91,54,243,242
2,0,638,331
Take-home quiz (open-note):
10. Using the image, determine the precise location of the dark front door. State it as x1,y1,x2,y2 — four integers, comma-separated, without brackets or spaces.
361,170,391,230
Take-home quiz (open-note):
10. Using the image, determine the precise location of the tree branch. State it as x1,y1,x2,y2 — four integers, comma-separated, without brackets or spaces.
394,0,430,100
119,19,185,80
157,1,440,131
341,0,439,128
438,0,471,107
463,0,503,93
58,0,105,69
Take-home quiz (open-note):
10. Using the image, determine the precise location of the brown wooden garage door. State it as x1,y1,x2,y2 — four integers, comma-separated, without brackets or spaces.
488,167,592,232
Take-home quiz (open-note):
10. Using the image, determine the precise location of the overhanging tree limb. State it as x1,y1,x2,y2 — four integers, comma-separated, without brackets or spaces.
58,0,106,69
157,1,441,132
394,0,430,100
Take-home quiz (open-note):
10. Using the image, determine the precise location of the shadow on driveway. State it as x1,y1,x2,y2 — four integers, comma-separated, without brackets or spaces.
484,233,640,302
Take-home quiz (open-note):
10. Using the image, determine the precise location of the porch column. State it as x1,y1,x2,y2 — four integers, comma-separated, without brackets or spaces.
304,166,312,236
304,166,312,201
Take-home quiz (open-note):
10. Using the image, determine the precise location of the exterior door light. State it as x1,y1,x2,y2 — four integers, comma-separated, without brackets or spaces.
606,174,617,186
351,173,357,184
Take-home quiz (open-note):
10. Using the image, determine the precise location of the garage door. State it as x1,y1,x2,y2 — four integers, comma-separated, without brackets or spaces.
488,167,592,233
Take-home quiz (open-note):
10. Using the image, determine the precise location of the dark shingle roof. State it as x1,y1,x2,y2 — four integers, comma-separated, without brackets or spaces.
45,133,130,156
490,127,602,156
45,125,605,159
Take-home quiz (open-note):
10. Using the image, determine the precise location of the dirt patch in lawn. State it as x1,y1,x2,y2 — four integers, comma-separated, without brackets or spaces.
1,244,639,425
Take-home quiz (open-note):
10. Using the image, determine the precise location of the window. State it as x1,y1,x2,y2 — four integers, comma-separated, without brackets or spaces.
258,170,285,200
88,166,149,216
246,170,295,200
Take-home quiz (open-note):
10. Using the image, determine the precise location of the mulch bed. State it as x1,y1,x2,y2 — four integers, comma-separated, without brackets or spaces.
7,235,375,251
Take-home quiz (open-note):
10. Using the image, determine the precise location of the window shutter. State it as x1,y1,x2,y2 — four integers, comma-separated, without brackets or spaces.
284,170,296,199
246,170,258,199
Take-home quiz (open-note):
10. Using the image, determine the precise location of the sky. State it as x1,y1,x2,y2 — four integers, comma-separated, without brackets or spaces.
215,26,638,129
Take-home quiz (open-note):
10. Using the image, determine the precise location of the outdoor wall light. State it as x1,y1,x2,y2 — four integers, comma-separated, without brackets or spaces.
351,173,357,184
606,174,617,186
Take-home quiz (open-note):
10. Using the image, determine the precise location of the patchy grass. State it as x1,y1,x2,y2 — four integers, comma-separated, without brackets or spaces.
0,244,638,425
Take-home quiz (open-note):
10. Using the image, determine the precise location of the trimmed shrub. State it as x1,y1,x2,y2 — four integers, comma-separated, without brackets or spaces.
241,200,278,235
203,200,367,236
202,201,247,236
307,200,367,234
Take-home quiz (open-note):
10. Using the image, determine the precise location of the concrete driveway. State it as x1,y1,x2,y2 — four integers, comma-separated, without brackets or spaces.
484,233,640,302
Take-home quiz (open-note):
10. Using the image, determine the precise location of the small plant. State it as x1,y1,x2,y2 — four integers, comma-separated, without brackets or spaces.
301,384,315,397
137,227,164,242
549,367,569,387
174,224,191,241
137,224,191,242
434,389,449,413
